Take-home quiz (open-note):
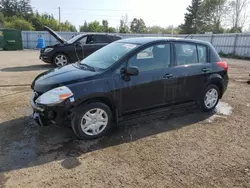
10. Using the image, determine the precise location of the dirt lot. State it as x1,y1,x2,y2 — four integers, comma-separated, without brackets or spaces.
0,50,249,188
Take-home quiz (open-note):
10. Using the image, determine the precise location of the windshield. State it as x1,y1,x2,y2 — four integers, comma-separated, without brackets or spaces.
79,42,139,70
67,34,85,44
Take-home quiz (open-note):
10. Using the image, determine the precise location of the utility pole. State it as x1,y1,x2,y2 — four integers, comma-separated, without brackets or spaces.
58,7,61,31
58,7,61,24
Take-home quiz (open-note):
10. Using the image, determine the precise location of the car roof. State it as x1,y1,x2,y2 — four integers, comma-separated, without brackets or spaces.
116,37,210,45
83,33,121,37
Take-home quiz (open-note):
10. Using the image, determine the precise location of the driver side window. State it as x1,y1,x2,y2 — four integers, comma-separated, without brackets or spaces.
79,36,87,45
87,36,95,44
128,43,170,72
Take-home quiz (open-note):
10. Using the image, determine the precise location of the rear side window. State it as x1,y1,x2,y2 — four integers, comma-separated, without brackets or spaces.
109,35,122,41
175,43,198,65
94,35,110,43
197,45,207,63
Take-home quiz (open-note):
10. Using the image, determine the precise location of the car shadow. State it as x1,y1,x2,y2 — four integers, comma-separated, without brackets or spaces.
0,107,215,173
1,64,54,72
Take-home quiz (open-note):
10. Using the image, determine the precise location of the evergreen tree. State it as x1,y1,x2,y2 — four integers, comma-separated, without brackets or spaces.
80,21,89,32
199,0,227,33
19,0,32,15
179,0,203,34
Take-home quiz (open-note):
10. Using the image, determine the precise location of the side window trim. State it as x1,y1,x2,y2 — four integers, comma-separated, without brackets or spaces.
196,44,199,63
171,42,177,67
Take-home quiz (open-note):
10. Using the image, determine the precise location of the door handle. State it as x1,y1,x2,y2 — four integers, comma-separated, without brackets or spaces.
202,68,210,73
163,73,173,79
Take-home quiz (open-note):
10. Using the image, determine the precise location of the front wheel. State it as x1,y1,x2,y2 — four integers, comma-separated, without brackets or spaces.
200,85,220,112
71,102,113,139
53,53,69,67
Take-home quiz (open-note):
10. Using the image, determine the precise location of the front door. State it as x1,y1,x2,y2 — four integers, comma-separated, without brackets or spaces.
116,43,175,114
76,35,98,60
75,36,87,60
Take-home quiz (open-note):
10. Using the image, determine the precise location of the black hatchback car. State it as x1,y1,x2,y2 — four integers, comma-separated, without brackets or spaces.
40,26,122,67
31,37,228,139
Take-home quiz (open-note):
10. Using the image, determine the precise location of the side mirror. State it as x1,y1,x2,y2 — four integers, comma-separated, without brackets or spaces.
120,66,139,76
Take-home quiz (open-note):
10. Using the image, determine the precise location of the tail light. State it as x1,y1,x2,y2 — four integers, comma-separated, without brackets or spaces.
216,61,228,71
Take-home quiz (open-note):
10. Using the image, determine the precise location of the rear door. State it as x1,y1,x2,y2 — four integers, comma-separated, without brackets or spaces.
89,35,111,54
173,42,211,102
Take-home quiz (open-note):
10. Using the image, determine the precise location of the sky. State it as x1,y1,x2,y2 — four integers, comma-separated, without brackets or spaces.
30,0,192,30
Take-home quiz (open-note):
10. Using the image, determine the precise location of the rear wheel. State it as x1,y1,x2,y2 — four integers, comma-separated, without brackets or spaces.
200,85,220,112
71,102,113,139
53,53,69,67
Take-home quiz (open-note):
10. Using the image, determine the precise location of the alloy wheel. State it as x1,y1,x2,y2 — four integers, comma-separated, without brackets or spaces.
55,54,68,67
204,88,218,109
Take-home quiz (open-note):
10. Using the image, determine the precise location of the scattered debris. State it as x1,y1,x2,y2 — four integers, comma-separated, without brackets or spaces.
215,102,233,116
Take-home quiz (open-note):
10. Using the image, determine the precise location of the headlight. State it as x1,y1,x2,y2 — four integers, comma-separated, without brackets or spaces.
35,86,74,106
44,48,53,53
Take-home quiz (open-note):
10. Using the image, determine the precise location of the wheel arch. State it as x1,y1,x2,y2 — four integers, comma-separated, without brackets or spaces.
75,97,118,123
53,52,70,64
205,74,224,98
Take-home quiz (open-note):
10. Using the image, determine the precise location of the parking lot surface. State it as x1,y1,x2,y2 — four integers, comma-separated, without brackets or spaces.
0,50,250,188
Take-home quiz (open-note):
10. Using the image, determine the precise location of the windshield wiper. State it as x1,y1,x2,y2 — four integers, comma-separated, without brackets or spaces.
77,62,96,72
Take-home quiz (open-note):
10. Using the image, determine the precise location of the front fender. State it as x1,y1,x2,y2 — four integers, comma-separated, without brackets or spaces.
67,78,116,107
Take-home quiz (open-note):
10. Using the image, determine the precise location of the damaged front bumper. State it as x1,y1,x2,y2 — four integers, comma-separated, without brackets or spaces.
30,91,72,126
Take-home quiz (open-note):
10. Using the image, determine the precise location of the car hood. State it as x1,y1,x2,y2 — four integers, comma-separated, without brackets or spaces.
44,26,68,44
31,64,98,93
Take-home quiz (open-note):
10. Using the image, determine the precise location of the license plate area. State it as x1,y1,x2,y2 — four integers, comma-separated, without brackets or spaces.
33,112,44,126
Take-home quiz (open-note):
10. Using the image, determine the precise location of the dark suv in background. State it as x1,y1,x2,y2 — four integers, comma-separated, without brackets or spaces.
40,26,122,67
31,37,228,139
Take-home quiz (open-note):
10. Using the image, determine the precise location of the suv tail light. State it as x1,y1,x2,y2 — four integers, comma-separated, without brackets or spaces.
216,61,228,71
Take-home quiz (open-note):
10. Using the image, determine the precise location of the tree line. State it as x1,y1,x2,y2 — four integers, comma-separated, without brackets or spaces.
179,0,249,34
0,0,249,34
0,0,77,31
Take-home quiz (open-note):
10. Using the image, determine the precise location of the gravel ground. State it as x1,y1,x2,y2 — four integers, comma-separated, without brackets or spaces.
0,50,249,188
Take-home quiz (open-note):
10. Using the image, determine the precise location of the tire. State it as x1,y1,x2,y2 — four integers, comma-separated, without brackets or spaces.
200,84,220,112
53,53,69,67
71,102,113,139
